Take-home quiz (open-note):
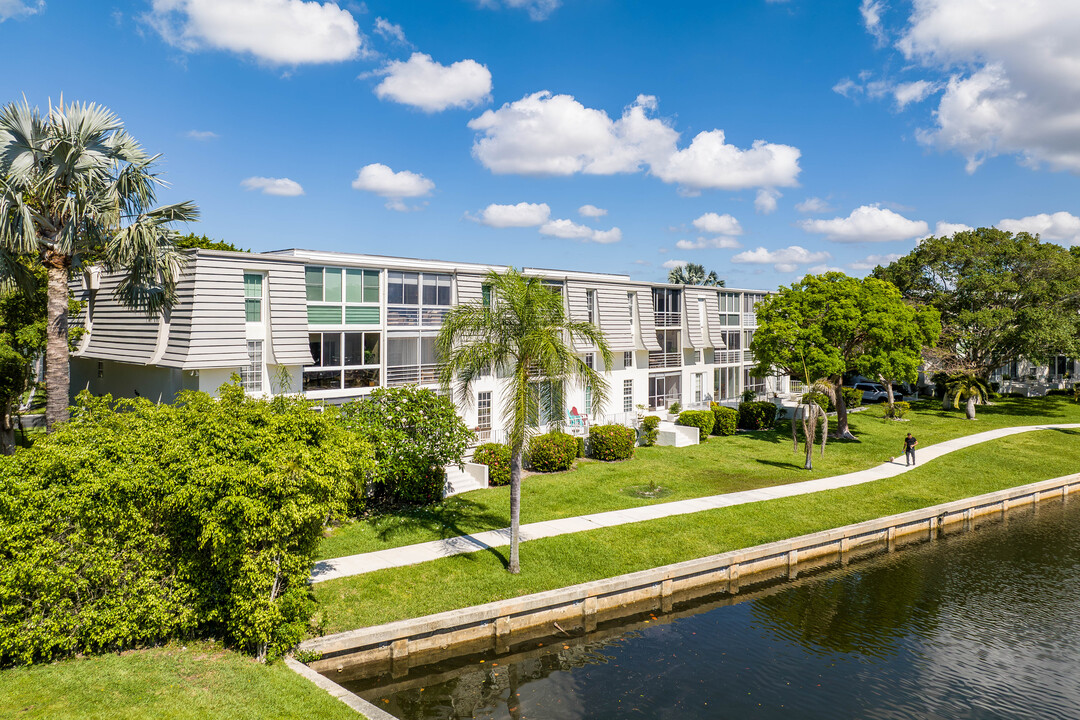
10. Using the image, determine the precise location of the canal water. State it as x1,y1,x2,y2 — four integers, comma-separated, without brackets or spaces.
347,499,1080,719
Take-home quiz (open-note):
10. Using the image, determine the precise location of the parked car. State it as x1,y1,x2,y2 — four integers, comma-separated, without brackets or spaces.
852,382,889,403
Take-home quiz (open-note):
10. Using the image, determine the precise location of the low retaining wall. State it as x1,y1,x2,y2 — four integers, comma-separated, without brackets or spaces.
301,472,1080,680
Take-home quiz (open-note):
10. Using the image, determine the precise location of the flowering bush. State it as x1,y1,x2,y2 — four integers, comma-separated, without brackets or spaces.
339,386,474,506
528,431,578,473
588,424,636,461
472,443,511,486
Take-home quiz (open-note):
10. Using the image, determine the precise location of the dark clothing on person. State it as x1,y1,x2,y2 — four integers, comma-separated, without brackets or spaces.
904,435,917,465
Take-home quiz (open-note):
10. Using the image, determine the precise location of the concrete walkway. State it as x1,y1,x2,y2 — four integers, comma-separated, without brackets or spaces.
311,423,1080,583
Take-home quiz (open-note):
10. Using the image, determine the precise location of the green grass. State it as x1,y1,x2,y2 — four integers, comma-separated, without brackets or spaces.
0,641,357,720
318,396,1080,560
314,427,1080,633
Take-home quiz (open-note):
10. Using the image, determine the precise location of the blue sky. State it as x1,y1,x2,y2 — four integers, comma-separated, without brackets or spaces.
3,0,1080,290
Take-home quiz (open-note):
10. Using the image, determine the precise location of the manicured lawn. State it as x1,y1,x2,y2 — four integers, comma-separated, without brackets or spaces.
0,641,356,720
318,396,1080,560
314,427,1080,633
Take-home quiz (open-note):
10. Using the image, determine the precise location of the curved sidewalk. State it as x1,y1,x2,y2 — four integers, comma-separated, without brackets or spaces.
311,423,1080,583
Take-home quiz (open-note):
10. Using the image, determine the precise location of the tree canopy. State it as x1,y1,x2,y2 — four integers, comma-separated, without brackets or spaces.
871,228,1080,376
750,272,940,438
175,233,245,253
667,262,724,286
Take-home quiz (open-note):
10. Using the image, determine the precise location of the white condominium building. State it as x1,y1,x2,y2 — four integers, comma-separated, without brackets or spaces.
70,248,785,437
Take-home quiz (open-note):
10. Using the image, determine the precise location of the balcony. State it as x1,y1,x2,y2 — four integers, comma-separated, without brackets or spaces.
648,351,681,368
717,350,740,364
743,350,755,364
742,312,758,327
386,363,440,386
387,305,451,327
654,311,681,327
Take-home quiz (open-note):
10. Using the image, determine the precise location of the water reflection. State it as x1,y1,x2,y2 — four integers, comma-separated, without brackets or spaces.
350,500,1080,719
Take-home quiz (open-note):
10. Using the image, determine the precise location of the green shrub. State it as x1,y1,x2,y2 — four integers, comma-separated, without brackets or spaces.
883,401,911,420
528,431,578,473
588,424,636,461
0,384,373,666
677,410,715,440
802,391,832,412
576,435,586,458
710,405,738,436
639,416,661,446
738,401,777,430
668,401,682,415
842,387,863,409
339,386,474,506
472,443,511,486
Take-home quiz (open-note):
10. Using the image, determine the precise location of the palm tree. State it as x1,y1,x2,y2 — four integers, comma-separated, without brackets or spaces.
437,268,612,574
0,98,198,429
667,262,724,286
946,373,990,420
792,379,830,470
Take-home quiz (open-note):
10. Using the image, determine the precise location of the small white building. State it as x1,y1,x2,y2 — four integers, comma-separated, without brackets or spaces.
70,248,786,441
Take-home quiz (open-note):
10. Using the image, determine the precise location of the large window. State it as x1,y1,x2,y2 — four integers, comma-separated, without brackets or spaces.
304,331,380,391
386,335,439,385
717,366,740,400
346,269,380,303
388,271,451,326
744,367,766,395
244,273,263,322
306,266,380,326
648,372,680,409
719,292,740,325
653,288,681,326
241,341,262,392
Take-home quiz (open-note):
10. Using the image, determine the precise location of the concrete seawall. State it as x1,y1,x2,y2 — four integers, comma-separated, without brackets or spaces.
300,472,1080,682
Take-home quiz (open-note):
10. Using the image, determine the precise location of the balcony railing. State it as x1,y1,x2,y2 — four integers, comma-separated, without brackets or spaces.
386,363,440,386
387,305,451,327
717,350,740,364
742,313,758,327
648,351,681,368
743,350,755,364
654,311,681,327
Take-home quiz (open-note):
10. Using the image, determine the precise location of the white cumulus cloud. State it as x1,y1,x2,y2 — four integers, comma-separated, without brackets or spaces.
468,92,801,191
373,52,492,112
893,79,940,109
477,0,560,21
145,0,365,65
998,211,1080,245
373,16,407,44
240,176,305,196
860,0,887,45
675,236,742,250
848,253,902,271
578,204,607,218
0,0,43,22
473,202,550,228
800,204,928,243
351,163,434,210
692,212,743,235
894,0,1080,174
732,245,832,273
931,221,974,237
662,259,688,270
539,219,622,244
755,188,781,214
795,196,832,214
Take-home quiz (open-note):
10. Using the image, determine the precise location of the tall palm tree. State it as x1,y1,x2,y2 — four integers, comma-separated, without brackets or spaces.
667,262,724,286
0,98,198,429
792,378,831,470
437,268,612,574
946,372,990,420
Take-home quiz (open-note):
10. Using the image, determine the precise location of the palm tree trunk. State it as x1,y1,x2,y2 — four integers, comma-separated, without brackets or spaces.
44,251,71,431
966,395,976,420
1,400,14,455
508,444,522,574
802,412,814,470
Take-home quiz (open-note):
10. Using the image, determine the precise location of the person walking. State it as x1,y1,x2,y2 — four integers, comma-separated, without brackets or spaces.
903,432,918,466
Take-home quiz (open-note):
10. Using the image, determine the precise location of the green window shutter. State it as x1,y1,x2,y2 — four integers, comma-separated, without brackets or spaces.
308,306,343,324
345,306,379,325
345,269,364,303
243,273,263,322
305,267,323,302
363,270,379,303
245,298,261,322
324,268,342,302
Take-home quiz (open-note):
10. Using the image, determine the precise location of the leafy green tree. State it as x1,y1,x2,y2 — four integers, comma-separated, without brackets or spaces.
750,272,940,441
338,386,475,506
946,373,990,420
0,382,373,665
667,262,724,286
871,228,1080,378
175,233,245,253
0,265,46,453
0,98,198,430
436,268,611,574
